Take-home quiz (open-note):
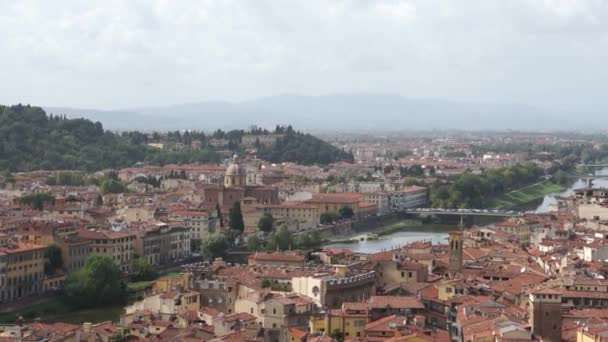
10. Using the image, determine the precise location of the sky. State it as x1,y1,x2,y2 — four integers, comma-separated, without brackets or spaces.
1,0,607,111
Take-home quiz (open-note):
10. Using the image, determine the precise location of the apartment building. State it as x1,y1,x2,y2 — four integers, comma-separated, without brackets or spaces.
133,223,191,266
259,202,319,226
388,186,429,210
0,240,46,302
78,229,135,272
169,210,213,243
55,235,92,273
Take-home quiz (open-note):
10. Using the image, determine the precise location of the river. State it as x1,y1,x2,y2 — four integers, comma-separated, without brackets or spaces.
534,168,608,213
324,224,453,254
326,168,608,254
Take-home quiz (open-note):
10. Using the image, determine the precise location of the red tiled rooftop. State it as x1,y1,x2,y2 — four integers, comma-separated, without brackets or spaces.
368,296,424,309
249,251,304,262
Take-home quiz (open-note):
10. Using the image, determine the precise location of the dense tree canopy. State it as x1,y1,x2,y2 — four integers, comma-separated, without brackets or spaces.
0,105,147,171
229,202,244,232
0,106,348,171
63,255,126,308
257,213,274,234
203,234,230,261
130,257,158,282
268,226,293,251
247,235,261,251
320,212,339,225
17,192,55,211
100,179,127,194
430,163,545,208
257,126,354,165
46,171,87,186
338,206,354,220
44,244,63,275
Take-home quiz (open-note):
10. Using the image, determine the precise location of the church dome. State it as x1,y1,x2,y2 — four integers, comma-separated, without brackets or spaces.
226,155,247,176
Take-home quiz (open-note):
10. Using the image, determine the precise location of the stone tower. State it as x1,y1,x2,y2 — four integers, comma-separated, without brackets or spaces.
224,155,247,188
448,230,463,275
529,289,562,342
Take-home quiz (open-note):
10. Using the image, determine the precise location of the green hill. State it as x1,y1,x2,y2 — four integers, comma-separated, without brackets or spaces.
257,126,354,165
0,104,145,171
0,105,350,171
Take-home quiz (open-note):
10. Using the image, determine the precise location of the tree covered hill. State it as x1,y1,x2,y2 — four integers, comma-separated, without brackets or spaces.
257,126,354,165
0,105,351,171
0,104,148,171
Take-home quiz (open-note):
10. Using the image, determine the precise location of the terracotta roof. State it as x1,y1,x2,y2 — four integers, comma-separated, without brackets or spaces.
289,328,308,339
368,296,424,309
463,248,489,261
342,301,369,312
306,193,363,204
365,314,407,332
78,228,135,240
249,251,304,262
224,312,257,323
531,288,563,295
0,242,46,254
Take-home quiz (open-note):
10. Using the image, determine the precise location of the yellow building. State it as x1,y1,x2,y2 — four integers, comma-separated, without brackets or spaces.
374,258,428,288
577,326,608,342
493,218,533,246
169,210,211,242
437,280,464,301
152,273,191,294
55,235,91,273
310,303,369,340
305,193,364,216
0,241,46,302
78,229,135,272
260,202,320,225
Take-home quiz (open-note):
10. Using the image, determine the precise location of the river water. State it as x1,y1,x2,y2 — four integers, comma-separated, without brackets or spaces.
326,168,608,254
534,168,608,213
324,225,453,254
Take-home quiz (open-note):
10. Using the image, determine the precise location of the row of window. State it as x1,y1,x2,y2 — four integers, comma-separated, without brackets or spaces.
5,262,42,273
4,251,43,263
4,272,43,286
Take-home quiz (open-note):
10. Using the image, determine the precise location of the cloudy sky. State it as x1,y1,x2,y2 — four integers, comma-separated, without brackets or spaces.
1,0,607,111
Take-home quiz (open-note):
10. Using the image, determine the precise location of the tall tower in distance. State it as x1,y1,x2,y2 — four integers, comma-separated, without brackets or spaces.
448,230,463,275
529,289,562,342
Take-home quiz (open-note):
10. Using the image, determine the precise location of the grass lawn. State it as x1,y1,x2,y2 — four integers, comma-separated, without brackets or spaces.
491,180,564,209
158,269,182,277
127,281,154,293
375,219,424,236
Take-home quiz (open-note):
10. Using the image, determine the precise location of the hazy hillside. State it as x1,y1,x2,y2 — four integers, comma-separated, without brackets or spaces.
45,94,594,132
0,105,350,171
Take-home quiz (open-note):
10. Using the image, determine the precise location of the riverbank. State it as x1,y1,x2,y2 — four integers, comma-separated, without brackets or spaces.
0,269,181,324
491,180,565,209
327,219,424,244
324,220,452,254
0,296,123,324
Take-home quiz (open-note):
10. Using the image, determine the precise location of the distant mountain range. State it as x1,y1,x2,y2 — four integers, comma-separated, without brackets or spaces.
44,94,600,132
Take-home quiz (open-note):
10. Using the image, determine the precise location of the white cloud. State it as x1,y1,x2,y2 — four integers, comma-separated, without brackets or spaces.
0,0,607,111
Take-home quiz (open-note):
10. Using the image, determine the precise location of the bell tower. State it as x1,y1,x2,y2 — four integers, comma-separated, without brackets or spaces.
529,289,562,342
448,230,463,275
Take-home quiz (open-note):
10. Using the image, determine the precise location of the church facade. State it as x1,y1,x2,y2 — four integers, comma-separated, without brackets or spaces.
201,156,279,209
